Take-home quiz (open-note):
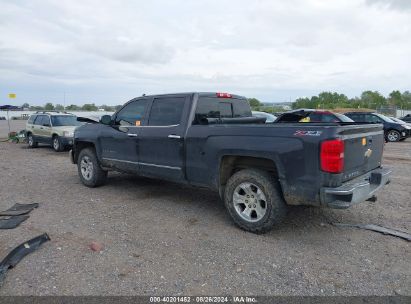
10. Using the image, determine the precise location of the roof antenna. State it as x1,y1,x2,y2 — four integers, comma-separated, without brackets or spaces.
142,93,146,96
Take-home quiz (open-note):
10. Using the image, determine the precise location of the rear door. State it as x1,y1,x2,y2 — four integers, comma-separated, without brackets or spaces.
99,98,150,172
42,115,52,140
33,115,50,142
138,95,190,180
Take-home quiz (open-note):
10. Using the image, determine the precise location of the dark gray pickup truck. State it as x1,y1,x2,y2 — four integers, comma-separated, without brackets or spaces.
70,92,391,233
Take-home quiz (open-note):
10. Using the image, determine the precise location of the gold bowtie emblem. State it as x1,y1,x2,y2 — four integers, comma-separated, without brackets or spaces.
364,149,373,158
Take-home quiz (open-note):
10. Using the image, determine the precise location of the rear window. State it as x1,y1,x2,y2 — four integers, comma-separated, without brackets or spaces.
194,97,251,124
374,113,394,123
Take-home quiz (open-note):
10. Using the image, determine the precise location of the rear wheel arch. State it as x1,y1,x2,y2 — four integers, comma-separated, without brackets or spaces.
224,168,287,233
218,155,281,198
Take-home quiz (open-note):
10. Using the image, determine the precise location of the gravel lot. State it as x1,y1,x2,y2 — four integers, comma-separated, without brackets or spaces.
0,120,409,296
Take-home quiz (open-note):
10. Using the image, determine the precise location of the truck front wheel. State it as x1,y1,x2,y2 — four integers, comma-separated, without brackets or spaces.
224,169,287,234
77,148,107,187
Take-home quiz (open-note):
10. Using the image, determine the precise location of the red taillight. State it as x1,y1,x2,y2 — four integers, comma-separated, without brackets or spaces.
320,139,344,173
216,92,232,98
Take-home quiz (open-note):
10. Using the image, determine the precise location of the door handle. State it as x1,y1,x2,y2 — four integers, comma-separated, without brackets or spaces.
127,133,138,137
168,135,181,139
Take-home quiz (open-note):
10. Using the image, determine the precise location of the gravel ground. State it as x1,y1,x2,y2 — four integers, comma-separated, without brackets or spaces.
0,120,409,296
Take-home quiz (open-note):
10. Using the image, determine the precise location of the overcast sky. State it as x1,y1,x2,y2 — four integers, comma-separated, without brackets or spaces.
1,0,410,106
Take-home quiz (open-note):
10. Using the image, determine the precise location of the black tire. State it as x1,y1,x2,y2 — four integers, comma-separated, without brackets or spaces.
27,133,38,148
77,148,107,187
224,169,287,234
386,130,401,142
52,135,64,152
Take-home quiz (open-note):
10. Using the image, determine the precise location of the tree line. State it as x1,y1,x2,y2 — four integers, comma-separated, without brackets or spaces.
248,98,287,113
20,102,122,112
18,90,411,113
292,90,411,110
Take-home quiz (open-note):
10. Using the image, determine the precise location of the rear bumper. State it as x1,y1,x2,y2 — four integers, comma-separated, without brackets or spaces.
320,167,391,209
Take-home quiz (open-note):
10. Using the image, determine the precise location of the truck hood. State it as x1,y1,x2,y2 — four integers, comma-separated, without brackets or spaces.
76,116,100,124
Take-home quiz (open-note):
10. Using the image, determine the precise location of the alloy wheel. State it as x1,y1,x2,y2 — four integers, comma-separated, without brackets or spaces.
80,156,94,181
233,182,267,222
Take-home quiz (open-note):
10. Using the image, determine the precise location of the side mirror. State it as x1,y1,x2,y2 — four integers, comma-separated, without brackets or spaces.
100,115,112,125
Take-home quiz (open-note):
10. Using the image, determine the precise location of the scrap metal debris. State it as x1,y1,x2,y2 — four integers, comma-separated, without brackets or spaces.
0,233,50,287
0,215,29,229
0,203,39,229
332,223,411,241
0,203,39,216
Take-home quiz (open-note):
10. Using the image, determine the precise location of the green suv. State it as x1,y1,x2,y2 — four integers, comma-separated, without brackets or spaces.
26,111,82,152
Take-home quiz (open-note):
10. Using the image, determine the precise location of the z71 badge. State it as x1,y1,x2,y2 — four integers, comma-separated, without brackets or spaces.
294,130,322,136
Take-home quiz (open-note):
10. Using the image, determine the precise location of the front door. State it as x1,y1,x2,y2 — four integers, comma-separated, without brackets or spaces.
138,95,189,180
99,98,150,173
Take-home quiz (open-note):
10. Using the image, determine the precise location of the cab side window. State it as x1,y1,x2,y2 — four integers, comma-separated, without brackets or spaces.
28,115,37,124
43,116,51,126
365,114,382,123
347,114,364,122
148,97,186,126
115,99,148,126
34,115,45,125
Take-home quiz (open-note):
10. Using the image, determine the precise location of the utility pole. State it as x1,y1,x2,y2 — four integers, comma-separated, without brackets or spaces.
63,92,66,110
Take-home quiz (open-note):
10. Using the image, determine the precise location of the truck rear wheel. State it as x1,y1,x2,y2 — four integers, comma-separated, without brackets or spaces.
77,148,107,187
224,169,287,233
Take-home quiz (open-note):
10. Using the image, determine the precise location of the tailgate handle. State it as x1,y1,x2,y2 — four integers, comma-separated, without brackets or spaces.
168,134,181,139
127,133,138,137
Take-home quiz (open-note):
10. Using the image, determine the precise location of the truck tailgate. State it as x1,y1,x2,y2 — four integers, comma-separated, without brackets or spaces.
340,125,384,182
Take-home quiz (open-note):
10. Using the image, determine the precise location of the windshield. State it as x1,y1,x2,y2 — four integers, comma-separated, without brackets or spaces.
334,113,354,122
374,113,395,123
51,115,82,126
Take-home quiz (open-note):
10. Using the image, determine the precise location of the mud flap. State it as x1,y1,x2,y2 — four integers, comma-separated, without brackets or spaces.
0,233,50,286
0,215,29,229
0,203,39,216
